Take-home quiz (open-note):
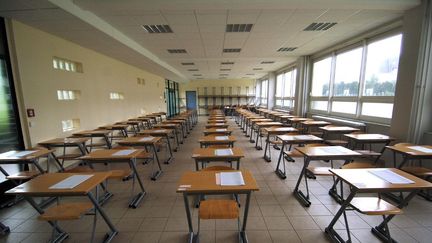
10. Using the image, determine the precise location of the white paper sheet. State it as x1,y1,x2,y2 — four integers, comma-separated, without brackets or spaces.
215,149,233,156
408,146,432,153
215,136,229,140
294,135,315,140
369,169,414,184
10,151,37,157
215,123,224,125
112,149,136,156
49,175,93,189
215,129,227,132
316,146,351,154
153,129,165,133
139,137,154,141
219,172,245,186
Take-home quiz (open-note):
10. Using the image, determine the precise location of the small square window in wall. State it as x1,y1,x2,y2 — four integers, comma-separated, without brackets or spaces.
61,118,80,132
109,92,124,100
53,57,83,73
57,90,81,100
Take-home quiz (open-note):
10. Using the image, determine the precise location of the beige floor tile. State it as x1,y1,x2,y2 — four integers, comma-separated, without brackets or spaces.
268,230,301,243
263,216,294,230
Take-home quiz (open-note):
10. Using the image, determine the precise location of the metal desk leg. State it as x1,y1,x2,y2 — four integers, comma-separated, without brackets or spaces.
240,192,252,243
275,143,287,179
255,129,262,150
183,193,196,243
0,222,9,235
150,144,163,181
87,191,118,243
263,134,271,162
249,125,255,143
104,135,112,149
325,191,356,243
164,135,174,164
293,157,312,207
128,159,147,208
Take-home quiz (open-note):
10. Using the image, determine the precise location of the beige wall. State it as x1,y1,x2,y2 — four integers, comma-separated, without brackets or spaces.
9,21,166,146
179,78,256,114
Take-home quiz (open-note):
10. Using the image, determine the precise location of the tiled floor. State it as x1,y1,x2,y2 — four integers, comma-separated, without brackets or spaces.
1,116,432,243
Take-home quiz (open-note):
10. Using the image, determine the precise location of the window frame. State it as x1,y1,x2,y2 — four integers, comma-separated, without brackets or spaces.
309,31,402,124
275,66,297,110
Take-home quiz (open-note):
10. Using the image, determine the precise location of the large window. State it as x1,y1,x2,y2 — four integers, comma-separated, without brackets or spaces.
260,79,268,105
309,33,402,123
276,68,297,109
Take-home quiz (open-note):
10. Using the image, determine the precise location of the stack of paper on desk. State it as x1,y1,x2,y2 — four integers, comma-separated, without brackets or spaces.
50,175,93,189
112,149,136,156
408,146,432,153
369,169,414,184
216,172,245,186
215,149,233,156
215,136,229,140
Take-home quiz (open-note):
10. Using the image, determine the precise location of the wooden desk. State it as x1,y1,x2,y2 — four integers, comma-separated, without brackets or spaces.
98,124,130,140
163,120,187,138
79,149,147,208
247,118,272,140
344,133,395,162
154,123,183,145
130,117,152,129
199,135,236,148
138,129,175,163
207,119,227,124
192,147,244,170
0,149,61,175
203,128,233,136
326,168,432,243
6,172,117,242
294,146,362,206
38,138,89,165
205,123,229,129
176,170,259,243
168,117,191,133
116,120,141,135
262,127,298,162
72,129,112,150
386,144,432,168
117,136,163,180
300,120,331,134
274,134,323,179
253,122,283,149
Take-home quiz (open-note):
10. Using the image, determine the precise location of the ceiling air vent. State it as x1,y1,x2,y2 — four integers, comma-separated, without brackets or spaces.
142,24,173,33
167,49,187,54
226,24,253,32
193,74,202,76
253,68,263,70
261,61,275,64
188,69,199,71
277,47,297,52
223,48,241,53
220,69,231,71
181,62,194,65
303,22,337,31
221,61,235,65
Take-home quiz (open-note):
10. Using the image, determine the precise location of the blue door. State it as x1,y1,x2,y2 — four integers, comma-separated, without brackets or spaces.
186,91,197,110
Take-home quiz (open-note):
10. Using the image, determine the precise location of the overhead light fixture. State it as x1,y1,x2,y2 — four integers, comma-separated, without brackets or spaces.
167,49,187,54
220,69,231,71
223,48,241,53
188,69,199,71
261,61,275,64
246,73,255,75
193,74,202,76
226,24,253,32
303,22,337,31
277,47,297,52
221,61,235,65
142,24,173,33
253,68,263,70
181,62,194,65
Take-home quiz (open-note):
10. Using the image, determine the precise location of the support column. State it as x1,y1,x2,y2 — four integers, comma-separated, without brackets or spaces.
267,72,276,110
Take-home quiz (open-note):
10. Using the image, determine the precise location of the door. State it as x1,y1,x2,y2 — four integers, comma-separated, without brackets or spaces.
186,91,197,110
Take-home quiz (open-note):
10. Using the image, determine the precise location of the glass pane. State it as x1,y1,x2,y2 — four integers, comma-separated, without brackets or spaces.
311,101,328,111
362,102,393,118
261,80,268,98
331,101,357,114
291,69,297,98
311,57,331,96
63,90,69,99
59,60,64,70
283,99,292,107
69,91,74,99
334,48,362,96
53,59,58,69
276,75,283,97
70,63,76,72
65,62,70,71
57,90,63,100
284,72,291,98
364,35,402,96
276,99,282,106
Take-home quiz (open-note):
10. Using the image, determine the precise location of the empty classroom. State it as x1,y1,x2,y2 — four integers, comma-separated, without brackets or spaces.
0,0,432,243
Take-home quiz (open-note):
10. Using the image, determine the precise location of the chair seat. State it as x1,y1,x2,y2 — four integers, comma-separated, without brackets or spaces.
38,202,93,221
199,200,239,219
6,171,40,180
401,166,432,177
350,197,402,215
306,166,333,176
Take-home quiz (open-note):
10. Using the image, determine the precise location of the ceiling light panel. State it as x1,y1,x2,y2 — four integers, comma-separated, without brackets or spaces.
252,68,263,70
181,62,194,65
142,24,173,33
303,22,337,31
221,62,235,65
223,48,241,53
188,69,199,71
261,61,275,64
220,68,231,71
277,47,298,52
226,24,253,32
167,49,187,54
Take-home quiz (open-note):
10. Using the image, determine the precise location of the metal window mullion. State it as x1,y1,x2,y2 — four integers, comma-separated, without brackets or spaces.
357,40,368,119
328,53,336,115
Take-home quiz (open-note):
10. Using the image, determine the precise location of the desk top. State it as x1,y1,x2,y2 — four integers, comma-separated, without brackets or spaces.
192,147,244,159
163,120,185,124
99,124,129,130
176,170,259,194
250,118,273,123
72,130,111,136
130,117,151,121
207,121,227,124
255,122,283,127
199,135,236,142
289,117,312,122
139,129,174,135
117,136,161,145
39,137,89,146
6,172,111,196
0,149,54,162
79,149,145,160
319,126,360,133
263,127,298,134
330,168,432,192
301,120,331,126
386,144,432,156
277,134,323,143
296,146,361,159
204,128,234,133
344,133,395,142
154,124,180,128
205,124,229,128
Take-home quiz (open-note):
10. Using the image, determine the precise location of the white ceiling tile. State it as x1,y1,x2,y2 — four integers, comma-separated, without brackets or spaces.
163,12,197,25
170,24,199,33
196,13,227,25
